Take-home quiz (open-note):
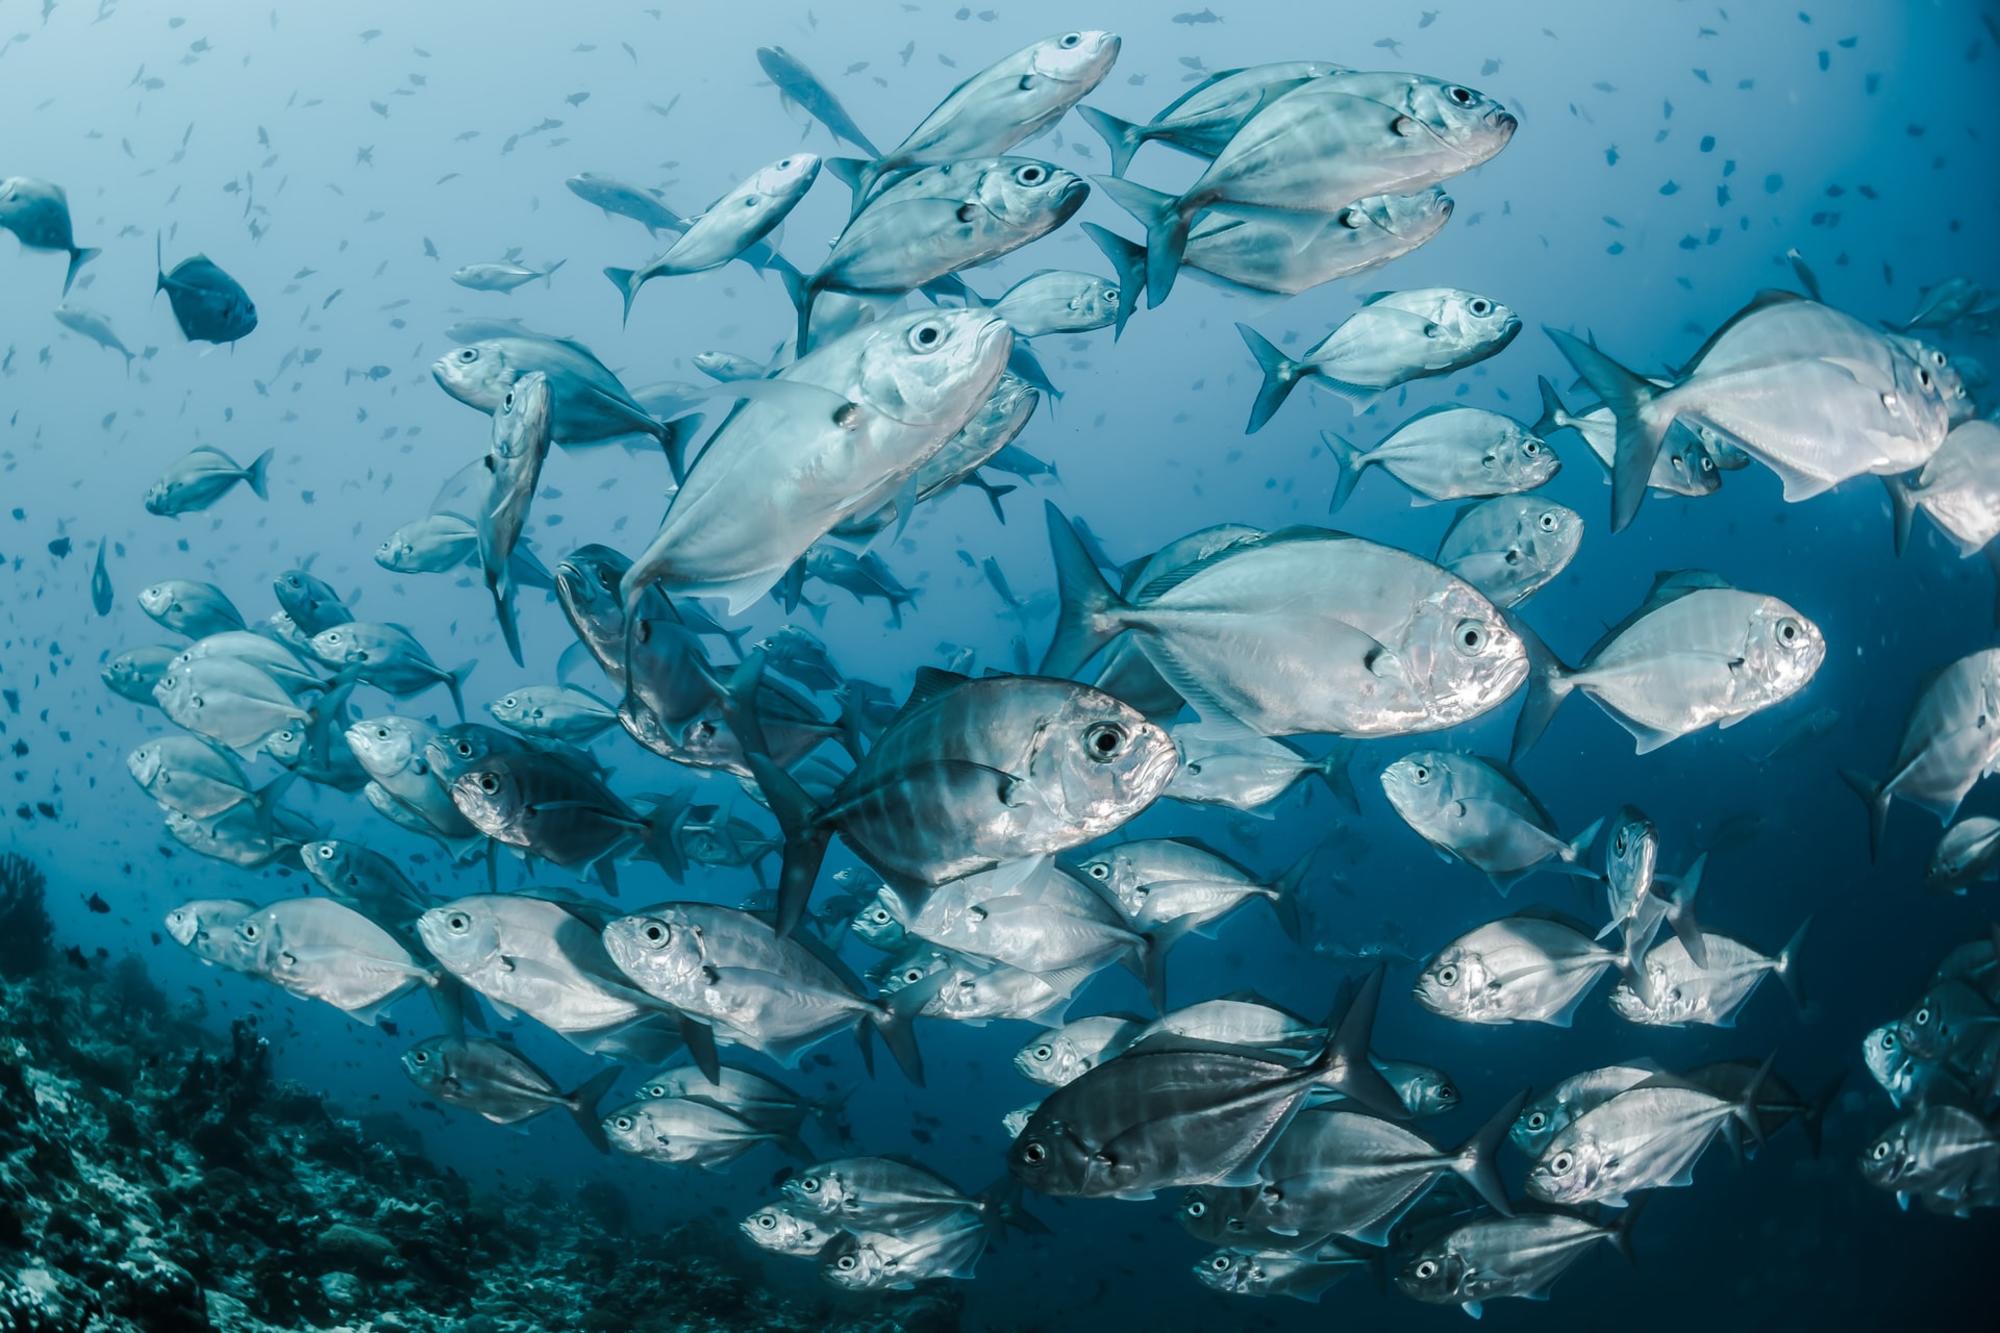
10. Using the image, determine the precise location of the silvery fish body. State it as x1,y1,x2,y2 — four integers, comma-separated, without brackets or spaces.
783,1155,983,1231
1081,61,1343,173
154,657,308,758
477,370,555,664
878,945,1082,1026
1847,647,2000,854
1190,1242,1369,1304
1894,420,2000,557
1860,1105,2000,1216
0,176,98,292
400,1036,606,1132
487,684,618,744
166,804,316,869
1133,997,1322,1054
1013,1013,1146,1086
636,1064,826,1134
451,260,565,292
607,154,819,318
145,446,272,515
312,622,467,718
172,630,322,697
157,244,257,344
1415,914,1622,1026
1065,837,1290,935
602,1096,796,1168
344,717,481,846
565,172,684,234
1537,380,1723,499
1435,496,1583,609
1326,408,1556,507
164,898,259,972
820,1214,993,1290
431,322,679,449
894,864,1140,975
1528,1073,1753,1206
1397,1212,1626,1317
1266,288,1521,406
1380,752,1598,891
757,46,880,155
299,840,430,922
1929,816,2000,894
54,304,134,367
273,569,353,636
234,898,434,1024
417,895,681,1061
1608,929,1800,1027
991,270,1121,338
1511,1063,1663,1158
104,645,178,704
739,1199,841,1257
627,309,1010,613
127,735,255,817
1048,518,1527,740
834,372,1040,537
139,579,245,638
447,749,661,876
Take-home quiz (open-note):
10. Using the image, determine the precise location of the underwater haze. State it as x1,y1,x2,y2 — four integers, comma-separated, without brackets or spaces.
3,0,1999,1329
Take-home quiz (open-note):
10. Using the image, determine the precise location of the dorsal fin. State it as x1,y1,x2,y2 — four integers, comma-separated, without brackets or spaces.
904,667,972,711
1679,289,1807,374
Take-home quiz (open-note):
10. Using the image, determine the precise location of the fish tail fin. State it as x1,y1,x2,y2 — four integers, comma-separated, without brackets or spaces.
827,156,878,217
1607,1198,1645,1265
1320,431,1369,514
65,245,101,297
244,448,274,500
1508,618,1575,761
1837,768,1891,862
1081,222,1145,338
603,267,642,327
1737,1053,1777,1150
1236,323,1307,434
1124,916,1197,1013
1545,326,1667,532
678,1016,722,1084
656,412,705,485
966,472,1018,524
1774,915,1810,1008
542,257,567,286
1310,739,1361,813
1094,176,1188,309
1531,374,1569,440
747,754,829,938
1800,1071,1845,1158
1563,816,1604,872
1454,1089,1529,1217
1267,848,1315,945
565,1064,623,1153
634,793,688,883
487,554,524,669
1310,966,1405,1118
976,1174,1053,1239
1076,105,1147,177
871,965,947,1086
1662,853,1708,967
1883,475,1919,556
832,687,871,761
154,232,166,295
443,661,474,722
1039,500,1130,678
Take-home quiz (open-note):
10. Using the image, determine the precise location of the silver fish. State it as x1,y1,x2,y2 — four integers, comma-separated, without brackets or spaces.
1929,816,2000,895
127,735,268,818
1842,648,2000,859
1533,376,1722,500
164,898,258,972
1162,722,1354,814
1324,407,1556,510
401,1036,618,1150
154,656,309,758
104,645,178,705
1860,1105,2000,1216
487,684,619,744
1066,837,1304,939
234,898,438,1024
833,372,1040,537
739,1199,841,1257
298,839,431,922
1013,1013,1146,1087
431,321,696,454
1609,926,1807,1027
449,749,678,887
138,579,244,638
1889,420,2000,558
1415,912,1626,1026
820,1212,995,1290
757,46,880,156
272,569,354,636
1397,1211,1635,1318
1191,1242,1371,1304
602,1096,804,1169
477,370,554,666
635,1063,836,1134
1435,496,1583,609
166,803,317,869
0,176,99,293
565,172,684,235
53,303,135,369
1079,61,1344,175
988,270,1122,339
605,154,818,322
1381,752,1599,893
311,622,471,720
1510,1062,1665,1158
1527,1063,1769,1206
450,258,566,293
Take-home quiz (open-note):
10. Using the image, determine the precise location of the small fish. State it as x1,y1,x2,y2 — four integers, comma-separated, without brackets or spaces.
0,176,100,293
144,446,273,515
156,235,257,344
451,258,567,293
53,304,136,370
90,539,112,616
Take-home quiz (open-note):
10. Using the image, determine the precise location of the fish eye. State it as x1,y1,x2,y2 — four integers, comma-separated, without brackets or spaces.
446,912,470,932
1085,861,1109,881
1437,964,1458,986
1103,288,1119,305
1015,164,1047,186
1538,510,1559,532
1021,1141,1048,1165
1453,620,1489,655
835,1254,858,1272
1527,1111,1546,1129
1415,1260,1439,1279
1337,207,1364,229
908,322,944,351
1914,1006,1931,1026
800,1177,820,1192
641,921,670,947
1186,1199,1206,1217
1438,1083,1458,1101
317,845,334,859
477,774,499,793
869,908,890,923
411,1050,428,1064
1469,298,1491,316
1550,1152,1573,1175
1776,616,1803,646
1032,1044,1053,1062
1881,1031,1897,1049
501,696,517,709
903,968,924,983
756,1213,776,1229
1411,763,1431,784
241,922,260,940
454,740,474,757
1083,721,1128,761
1209,1255,1231,1272
613,1116,633,1131
1059,32,1081,47
455,348,478,363
1523,439,1542,456
1448,86,1473,105
1872,1141,1891,1160
1701,453,1717,473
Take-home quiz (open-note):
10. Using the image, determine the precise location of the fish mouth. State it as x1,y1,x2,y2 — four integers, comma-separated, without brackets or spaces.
1491,110,1520,135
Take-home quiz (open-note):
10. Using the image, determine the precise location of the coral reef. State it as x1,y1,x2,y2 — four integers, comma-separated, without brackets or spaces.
0,853,53,980
0,921,962,1333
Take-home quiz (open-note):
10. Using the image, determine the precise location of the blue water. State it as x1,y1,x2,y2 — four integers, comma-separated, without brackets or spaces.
3,0,1997,1326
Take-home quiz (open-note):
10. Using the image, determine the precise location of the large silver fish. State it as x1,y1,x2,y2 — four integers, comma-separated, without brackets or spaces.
0,175,99,293
1888,420,2000,559
1078,61,1344,175
1013,1013,1147,1087
1324,407,1557,510
312,622,472,720
448,749,681,890
1415,912,1628,1026
751,669,1176,935
1238,289,1520,431
234,898,440,1025
1609,925,1807,1027
1841,648,2000,860
1045,507,1527,739
601,1096,806,1168
1527,1062,1769,1207
154,657,309,758
1435,495,1583,610
1100,71,1515,304
138,579,245,638
837,31,1120,210
298,839,431,922
1064,837,1305,939
144,446,273,516
1552,292,1955,531
1859,1104,2000,1217
1191,1242,1372,1304
1381,752,1600,893
1510,1062,1664,1158
401,1036,620,1150
1514,571,1824,758
1163,722,1355,813
1397,1211,1636,1318
1929,816,2000,895
164,898,259,972
625,309,1010,614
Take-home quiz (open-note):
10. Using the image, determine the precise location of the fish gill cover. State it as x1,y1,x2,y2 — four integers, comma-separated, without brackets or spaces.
0,1,1996,1330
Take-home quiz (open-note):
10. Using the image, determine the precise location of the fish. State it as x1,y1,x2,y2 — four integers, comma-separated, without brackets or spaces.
1163,722,1355,814
1887,420,2000,559
487,684,619,744
605,155,818,323
834,32,1120,212
829,374,1037,537
144,446,273,516
153,656,310,758
90,540,112,616
1511,1062,1666,1159
793,546,923,625
790,158,1086,347
1045,507,1528,739
1596,807,1706,966
1381,752,1601,893
1397,1210,1638,1318
1013,1014,1147,1087
126,734,273,818
53,304,136,370
1078,61,1345,175
565,172,685,234
417,894,688,1063
1085,189,1453,308
1859,1105,2000,1217
1514,571,1825,758
877,862,1152,983
1551,293,1955,531
164,898,259,972
1928,817,2000,895
1840,648,2000,860
625,309,1010,614
984,269,1123,339
298,840,432,922
1239,289,1520,431
233,898,440,1025
448,749,681,889
155,235,257,344
431,321,699,458
1415,911,1630,1027
166,803,318,869
1533,375,1723,500
1435,496,1583,609
1527,1062,1771,1206
750,669,1176,935
1008,971,1405,1200
819,1210,1000,1290
739,1200,842,1257
758,46,881,155
103,645,181,704
635,1063,840,1135
1065,837,1305,940
602,1096,808,1168
345,716,487,857
311,622,472,720
273,569,355,636
693,350,774,382
138,579,245,638
0,176,100,293
1324,408,1557,511
374,512,552,586
1191,1241,1372,1304
1609,925,1808,1027
1101,71,1515,304
401,1036,620,1150
451,259,566,293
476,371,554,667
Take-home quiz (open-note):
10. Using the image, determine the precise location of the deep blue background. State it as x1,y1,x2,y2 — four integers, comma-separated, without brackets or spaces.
3,1,1997,1326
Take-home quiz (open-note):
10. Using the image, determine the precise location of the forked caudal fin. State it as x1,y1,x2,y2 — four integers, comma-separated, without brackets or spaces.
1310,966,1407,1119
1236,323,1308,435
1545,326,1666,534
566,1064,624,1153
748,753,831,938
1837,768,1892,863
1507,617,1575,761
1081,222,1145,339
1454,1089,1530,1218
1039,500,1132,679
1093,176,1191,309
1075,105,1149,178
